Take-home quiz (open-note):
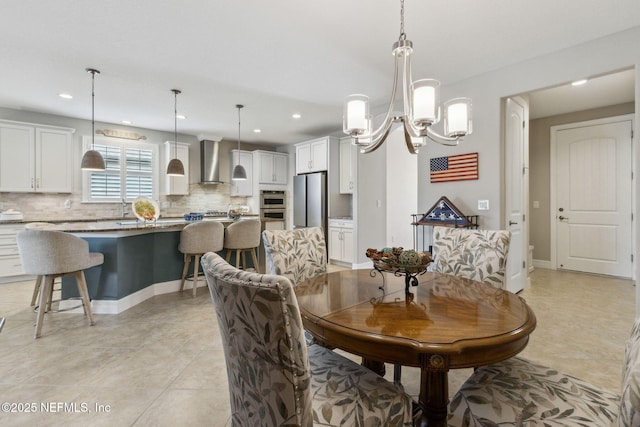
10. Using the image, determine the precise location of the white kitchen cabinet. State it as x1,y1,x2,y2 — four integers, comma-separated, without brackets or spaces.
0,223,25,279
230,149,253,196
256,150,288,185
339,138,356,194
164,141,190,195
0,121,74,193
295,137,328,174
328,219,354,264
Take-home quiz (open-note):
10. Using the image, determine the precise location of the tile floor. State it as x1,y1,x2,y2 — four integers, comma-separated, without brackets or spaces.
0,267,636,426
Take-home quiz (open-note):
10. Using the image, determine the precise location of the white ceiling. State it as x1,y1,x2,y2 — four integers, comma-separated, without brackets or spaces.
0,0,638,145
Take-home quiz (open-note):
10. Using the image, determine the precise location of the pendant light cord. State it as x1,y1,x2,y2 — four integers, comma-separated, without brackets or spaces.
174,90,178,159
236,104,244,162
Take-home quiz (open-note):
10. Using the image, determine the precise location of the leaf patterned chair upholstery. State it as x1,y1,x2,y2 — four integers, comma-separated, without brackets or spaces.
431,226,511,289
447,317,640,426
262,227,327,286
201,252,413,427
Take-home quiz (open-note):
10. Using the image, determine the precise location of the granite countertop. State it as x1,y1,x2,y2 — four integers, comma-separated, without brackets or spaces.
0,215,267,233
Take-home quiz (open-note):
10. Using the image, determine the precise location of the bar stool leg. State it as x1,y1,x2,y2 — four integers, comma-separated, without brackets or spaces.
35,275,53,338
74,271,94,326
180,254,191,292
31,275,42,307
192,254,201,297
250,248,259,273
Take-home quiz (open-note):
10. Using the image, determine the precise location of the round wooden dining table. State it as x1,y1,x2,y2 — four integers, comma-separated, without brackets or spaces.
294,269,536,427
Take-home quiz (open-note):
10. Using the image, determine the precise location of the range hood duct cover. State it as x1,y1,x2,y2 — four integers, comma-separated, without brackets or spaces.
200,140,224,184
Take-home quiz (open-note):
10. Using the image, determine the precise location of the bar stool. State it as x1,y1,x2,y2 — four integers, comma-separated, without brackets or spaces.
224,219,261,273
178,221,224,297
24,222,57,307
16,229,103,338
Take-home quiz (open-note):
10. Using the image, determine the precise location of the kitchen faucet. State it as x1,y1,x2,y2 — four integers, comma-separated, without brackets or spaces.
121,198,128,218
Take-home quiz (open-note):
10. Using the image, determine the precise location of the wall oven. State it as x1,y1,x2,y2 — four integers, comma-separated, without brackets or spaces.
260,190,286,209
261,209,286,220
260,190,286,221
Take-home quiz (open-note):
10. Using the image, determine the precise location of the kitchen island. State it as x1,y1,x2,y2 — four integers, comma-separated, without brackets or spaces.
36,216,267,314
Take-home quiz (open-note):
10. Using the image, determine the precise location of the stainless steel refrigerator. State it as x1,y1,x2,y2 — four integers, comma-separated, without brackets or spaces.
293,172,327,232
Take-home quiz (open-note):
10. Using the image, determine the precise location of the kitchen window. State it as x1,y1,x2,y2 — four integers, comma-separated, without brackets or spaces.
82,136,159,202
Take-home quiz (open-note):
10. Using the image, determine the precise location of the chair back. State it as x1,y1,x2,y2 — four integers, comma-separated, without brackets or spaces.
178,221,224,254
224,219,261,249
262,227,327,285
432,226,511,288
201,252,313,426
16,229,92,276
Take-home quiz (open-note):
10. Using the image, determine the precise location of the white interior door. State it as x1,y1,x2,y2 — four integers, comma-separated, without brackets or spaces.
504,97,528,293
553,116,633,277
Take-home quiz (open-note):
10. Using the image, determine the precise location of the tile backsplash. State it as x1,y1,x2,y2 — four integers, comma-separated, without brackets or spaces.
0,183,248,221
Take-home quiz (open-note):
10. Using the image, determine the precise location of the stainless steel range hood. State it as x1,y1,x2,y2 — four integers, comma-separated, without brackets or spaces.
200,140,224,184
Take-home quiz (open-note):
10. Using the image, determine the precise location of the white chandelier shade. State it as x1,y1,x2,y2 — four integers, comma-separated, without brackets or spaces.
342,0,472,154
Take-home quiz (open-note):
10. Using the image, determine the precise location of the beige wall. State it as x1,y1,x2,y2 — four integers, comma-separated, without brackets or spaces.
529,102,634,262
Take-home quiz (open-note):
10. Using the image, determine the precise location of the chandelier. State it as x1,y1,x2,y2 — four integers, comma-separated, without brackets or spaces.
343,0,472,154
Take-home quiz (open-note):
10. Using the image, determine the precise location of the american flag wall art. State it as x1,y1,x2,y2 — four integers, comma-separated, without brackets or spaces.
429,152,479,183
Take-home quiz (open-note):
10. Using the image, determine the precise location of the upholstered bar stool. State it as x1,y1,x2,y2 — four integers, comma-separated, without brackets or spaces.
178,221,224,297
24,222,57,307
224,219,261,273
16,229,103,338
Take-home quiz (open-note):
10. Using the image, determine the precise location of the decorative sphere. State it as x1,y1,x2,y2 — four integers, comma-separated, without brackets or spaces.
382,247,393,255
399,250,421,266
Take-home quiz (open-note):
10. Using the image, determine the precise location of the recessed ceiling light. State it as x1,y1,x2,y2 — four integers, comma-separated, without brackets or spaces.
571,79,588,86
292,113,301,119
176,114,186,120
253,129,261,133
121,120,132,125
58,93,73,99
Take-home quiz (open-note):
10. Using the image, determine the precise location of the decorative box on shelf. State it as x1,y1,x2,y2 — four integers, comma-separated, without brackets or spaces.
412,196,479,252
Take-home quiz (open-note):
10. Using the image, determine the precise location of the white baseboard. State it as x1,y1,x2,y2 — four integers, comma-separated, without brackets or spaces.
59,276,208,314
532,259,552,270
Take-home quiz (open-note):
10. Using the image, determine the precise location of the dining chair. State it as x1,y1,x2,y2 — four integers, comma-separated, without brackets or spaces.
223,219,261,273
431,226,511,289
178,221,224,297
201,252,413,427
16,229,103,338
261,227,327,286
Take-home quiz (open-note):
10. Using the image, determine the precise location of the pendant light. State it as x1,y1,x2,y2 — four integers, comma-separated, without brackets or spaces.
166,89,185,176
81,68,106,171
231,104,247,181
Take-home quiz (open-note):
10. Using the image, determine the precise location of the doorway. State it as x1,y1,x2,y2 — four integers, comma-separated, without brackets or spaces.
550,115,634,278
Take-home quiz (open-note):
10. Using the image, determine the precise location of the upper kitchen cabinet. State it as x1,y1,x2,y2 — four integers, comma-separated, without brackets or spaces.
255,150,288,185
0,120,74,193
230,149,253,196
295,136,330,174
339,137,356,194
164,141,190,195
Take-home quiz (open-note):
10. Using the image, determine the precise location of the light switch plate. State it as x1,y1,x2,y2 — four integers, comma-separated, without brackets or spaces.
478,200,489,210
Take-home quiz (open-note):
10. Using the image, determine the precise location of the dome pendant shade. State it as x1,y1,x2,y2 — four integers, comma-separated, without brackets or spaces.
232,164,247,180
166,158,185,176
81,149,106,171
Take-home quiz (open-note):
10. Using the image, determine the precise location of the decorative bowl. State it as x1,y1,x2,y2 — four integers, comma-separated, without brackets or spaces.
366,247,432,274
184,212,204,221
